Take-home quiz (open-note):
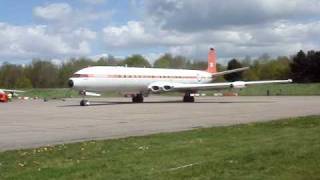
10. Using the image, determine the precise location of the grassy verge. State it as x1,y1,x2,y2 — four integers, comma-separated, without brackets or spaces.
21,88,79,99
198,83,320,96
1,116,320,179
20,89,121,99
238,83,320,96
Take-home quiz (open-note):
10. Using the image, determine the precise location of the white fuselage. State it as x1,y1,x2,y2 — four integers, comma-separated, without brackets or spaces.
70,66,213,93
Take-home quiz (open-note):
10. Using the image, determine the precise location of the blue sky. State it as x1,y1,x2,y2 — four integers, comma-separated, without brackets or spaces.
0,0,320,64
0,0,133,25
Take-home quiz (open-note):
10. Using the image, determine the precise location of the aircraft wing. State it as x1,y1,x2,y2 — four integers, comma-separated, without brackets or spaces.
148,79,292,92
0,89,25,95
1,89,25,93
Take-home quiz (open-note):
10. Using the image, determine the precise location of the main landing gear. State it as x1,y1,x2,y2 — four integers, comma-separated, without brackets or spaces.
183,91,195,103
132,93,144,103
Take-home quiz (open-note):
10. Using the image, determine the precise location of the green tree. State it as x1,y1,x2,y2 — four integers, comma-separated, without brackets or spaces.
153,53,190,69
26,60,59,88
259,57,290,80
171,56,190,69
0,63,24,88
290,50,309,82
189,61,207,70
305,50,320,82
122,55,151,67
106,55,122,66
242,55,291,81
290,50,320,83
16,77,33,88
153,54,172,68
224,59,243,81
96,58,109,66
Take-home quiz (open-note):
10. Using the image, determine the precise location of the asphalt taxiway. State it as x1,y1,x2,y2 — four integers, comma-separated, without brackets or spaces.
1,96,319,151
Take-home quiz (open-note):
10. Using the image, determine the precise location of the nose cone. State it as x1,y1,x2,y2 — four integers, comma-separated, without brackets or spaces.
68,79,74,88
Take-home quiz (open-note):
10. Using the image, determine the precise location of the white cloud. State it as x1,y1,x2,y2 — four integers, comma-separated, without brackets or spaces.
81,0,107,5
101,18,320,61
0,23,96,61
144,0,320,32
2,0,320,63
89,53,110,61
167,21,320,60
73,28,97,40
33,3,72,21
33,3,113,28
99,0,320,61
103,21,153,47
0,2,116,63
102,21,193,48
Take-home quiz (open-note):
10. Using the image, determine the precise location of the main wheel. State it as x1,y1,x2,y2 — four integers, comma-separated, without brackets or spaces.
80,100,90,106
183,95,195,103
132,94,144,103
136,94,144,103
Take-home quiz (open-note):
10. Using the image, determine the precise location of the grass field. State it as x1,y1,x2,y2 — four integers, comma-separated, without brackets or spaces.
1,116,320,179
237,83,320,96
20,88,120,99
20,83,320,99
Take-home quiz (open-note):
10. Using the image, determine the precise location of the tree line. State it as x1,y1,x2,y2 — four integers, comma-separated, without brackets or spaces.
0,50,319,88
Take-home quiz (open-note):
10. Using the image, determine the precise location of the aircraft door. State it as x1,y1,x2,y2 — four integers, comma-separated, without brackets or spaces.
197,73,201,82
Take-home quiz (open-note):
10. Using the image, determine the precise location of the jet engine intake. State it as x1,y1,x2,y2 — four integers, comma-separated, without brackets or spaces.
148,82,176,93
150,85,161,93
162,85,173,91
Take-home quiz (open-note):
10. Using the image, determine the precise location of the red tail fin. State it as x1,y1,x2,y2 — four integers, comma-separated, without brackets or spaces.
207,48,217,73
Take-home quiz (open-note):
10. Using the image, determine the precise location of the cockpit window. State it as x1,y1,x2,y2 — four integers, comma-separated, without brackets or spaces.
72,74,81,78
72,74,90,78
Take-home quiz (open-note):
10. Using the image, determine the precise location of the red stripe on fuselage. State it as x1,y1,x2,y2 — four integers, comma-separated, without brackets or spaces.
72,74,199,79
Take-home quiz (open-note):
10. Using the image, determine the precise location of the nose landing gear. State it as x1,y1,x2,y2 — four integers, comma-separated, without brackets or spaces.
79,90,90,106
80,99,90,106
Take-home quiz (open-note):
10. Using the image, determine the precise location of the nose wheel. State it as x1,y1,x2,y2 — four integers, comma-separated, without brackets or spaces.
80,99,90,106
79,91,90,106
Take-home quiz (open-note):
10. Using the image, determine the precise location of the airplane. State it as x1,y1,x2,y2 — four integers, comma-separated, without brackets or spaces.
68,48,292,106
0,89,24,103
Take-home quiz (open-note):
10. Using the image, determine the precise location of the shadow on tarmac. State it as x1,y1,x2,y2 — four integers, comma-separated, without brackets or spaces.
58,100,274,107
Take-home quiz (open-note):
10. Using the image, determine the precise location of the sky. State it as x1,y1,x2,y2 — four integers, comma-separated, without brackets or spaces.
0,0,320,64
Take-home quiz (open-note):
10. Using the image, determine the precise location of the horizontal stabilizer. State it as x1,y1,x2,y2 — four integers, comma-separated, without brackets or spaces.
212,67,249,77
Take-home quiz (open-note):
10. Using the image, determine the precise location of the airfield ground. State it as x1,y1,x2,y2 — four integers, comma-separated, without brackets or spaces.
1,116,320,179
0,96,320,151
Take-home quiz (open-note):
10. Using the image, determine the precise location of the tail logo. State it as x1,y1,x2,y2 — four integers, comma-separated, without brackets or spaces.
207,48,217,73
